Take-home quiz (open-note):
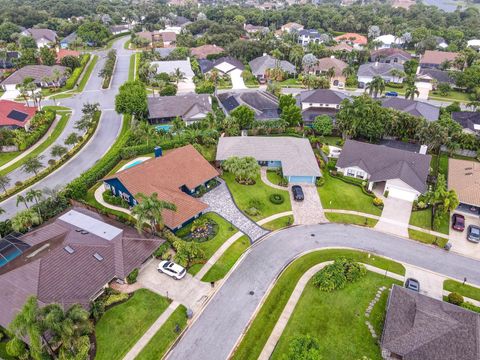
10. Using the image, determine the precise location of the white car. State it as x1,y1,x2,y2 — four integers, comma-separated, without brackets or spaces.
157,261,186,280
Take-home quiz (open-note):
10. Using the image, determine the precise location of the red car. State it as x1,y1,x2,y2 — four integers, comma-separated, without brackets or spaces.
452,213,465,231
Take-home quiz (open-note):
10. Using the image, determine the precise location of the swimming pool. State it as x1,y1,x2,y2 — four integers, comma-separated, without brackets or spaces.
156,124,172,132
125,160,143,169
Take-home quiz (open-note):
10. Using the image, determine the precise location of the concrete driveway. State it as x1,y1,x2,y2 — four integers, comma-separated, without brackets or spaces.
374,197,412,237
138,259,213,314
405,264,445,300
229,68,246,89
449,212,480,260
289,184,326,224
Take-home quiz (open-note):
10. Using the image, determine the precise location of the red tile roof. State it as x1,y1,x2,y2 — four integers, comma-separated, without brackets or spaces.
191,44,225,59
0,100,37,128
105,145,219,229
335,33,368,45
56,49,80,63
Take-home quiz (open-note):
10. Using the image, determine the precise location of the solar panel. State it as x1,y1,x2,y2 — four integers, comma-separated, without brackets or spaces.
7,110,29,122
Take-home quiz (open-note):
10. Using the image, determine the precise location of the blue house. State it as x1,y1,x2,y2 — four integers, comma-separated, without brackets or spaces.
60,32,77,49
103,145,219,230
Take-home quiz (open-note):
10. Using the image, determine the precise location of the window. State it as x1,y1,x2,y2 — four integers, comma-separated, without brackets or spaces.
121,193,130,201
347,169,355,177
104,183,111,191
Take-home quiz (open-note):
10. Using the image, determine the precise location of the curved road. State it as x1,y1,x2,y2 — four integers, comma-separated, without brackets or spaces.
167,223,480,360
0,36,130,220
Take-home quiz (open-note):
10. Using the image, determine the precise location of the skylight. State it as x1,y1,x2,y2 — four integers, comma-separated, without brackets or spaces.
93,253,104,261
64,246,75,254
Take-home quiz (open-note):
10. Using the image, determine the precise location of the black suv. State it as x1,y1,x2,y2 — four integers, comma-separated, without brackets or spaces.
292,185,304,201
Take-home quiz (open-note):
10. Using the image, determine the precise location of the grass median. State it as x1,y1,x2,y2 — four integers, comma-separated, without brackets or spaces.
444,279,480,301
325,212,378,227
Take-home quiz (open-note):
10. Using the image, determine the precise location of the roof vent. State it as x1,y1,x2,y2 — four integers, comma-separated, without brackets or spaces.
93,253,104,261
80,230,89,235
75,229,82,232
465,167,473,171
465,173,473,176
64,246,75,254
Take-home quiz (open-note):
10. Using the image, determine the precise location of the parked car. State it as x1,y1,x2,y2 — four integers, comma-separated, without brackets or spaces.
157,261,186,280
405,278,420,292
337,82,345,89
291,185,304,201
452,213,465,232
385,91,398,97
467,225,480,243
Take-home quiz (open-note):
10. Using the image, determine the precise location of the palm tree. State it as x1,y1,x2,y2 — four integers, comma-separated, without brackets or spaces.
26,189,42,206
171,68,186,85
64,132,80,146
22,155,44,176
365,76,386,98
131,193,177,235
0,174,11,194
389,69,406,83
289,45,304,76
405,83,419,100
208,69,220,95
16,194,29,209
342,65,356,78
171,116,185,133
325,67,336,81
11,209,41,232
50,144,68,159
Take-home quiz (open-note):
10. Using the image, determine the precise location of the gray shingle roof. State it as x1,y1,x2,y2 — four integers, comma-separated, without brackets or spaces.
0,65,67,86
249,55,296,76
417,68,455,84
336,140,431,193
217,91,280,120
381,285,480,360
147,94,211,120
452,112,480,132
381,98,440,122
216,136,321,178
23,28,57,42
357,62,404,77
150,59,194,77
200,56,244,74
299,89,349,105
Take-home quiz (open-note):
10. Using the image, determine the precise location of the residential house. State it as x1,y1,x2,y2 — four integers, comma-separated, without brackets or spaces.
154,48,175,58
327,43,353,53
280,22,304,33
0,52,19,72
357,62,404,85
55,49,81,64
298,89,348,123
147,94,212,124
59,32,77,49
216,136,321,184
467,39,480,52
137,31,177,47
435,36,449,50
373,34,404,49
21,28,57,48
191,44,225,59
0,208,162,329
448,159,480,214
0,100,37,130
370,48,412,64
150,59,195,93
249,54,296,82
391,0,415,9
110,24,131,35
380,98,440,122
451,112,480,135
334,32,367,49
336,140,431,201
244,24,269,35
298,29,329,46
381,285,480,360
218,91,280,120
199,56,244,75
419,50,460,69
168,15,191,28
0,65,68,92
103,145,219,230
415,68,456,100
305,57,348,87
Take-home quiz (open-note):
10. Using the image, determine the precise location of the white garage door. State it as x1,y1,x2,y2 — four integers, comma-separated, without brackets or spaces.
388,186,416,201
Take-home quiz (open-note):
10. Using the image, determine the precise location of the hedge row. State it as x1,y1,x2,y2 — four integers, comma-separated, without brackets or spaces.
120,138,190,159
65,54,91,90
329,171,376,198
0,112,101,202
19,110,56,150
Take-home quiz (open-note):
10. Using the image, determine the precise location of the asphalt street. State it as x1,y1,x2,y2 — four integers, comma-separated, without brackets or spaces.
167,223,480,360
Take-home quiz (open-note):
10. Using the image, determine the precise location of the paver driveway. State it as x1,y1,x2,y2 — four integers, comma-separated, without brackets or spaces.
375,196,412,237
289,184,326,224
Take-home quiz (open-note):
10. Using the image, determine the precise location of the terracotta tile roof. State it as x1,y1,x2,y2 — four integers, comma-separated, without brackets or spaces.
420,50,460,65
328,43,353,52
448,159,480,207
191,44,224,59
137,31,176,43
105,145,219,229
56,49,80,62
334,33,368,45
0,100,37,128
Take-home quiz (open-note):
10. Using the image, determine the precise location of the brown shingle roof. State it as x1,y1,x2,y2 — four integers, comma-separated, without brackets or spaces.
309,57,347,76
448,159,480,207
191,44,225,59
328,43,353,52
420,50,459,65
104,145,219,229
1,65,67,86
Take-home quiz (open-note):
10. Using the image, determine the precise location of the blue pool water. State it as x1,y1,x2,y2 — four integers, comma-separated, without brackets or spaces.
0,248,21,268
156,124,172,132
125,160,143,169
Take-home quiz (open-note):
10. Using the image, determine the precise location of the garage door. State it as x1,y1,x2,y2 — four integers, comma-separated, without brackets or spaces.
388,186,416,201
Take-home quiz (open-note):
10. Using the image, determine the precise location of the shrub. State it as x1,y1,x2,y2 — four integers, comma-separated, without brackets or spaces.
373,197,384,207
127,268,139,284
447,292,464,306
245,207,261,216
312,258,366,292
104,293,129,307
269,193,285,204
102,189,129,208
383,190,389,198
316,177,325,187
90,299,105,322
153,242,170,258
6,338,27,358
65,53,91,90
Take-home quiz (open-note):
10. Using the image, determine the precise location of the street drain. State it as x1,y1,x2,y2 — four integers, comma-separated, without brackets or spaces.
249,291,254,295
311,234,315,237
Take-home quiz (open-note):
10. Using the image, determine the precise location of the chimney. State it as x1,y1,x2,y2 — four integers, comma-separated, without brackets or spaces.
419,145,428,155
375,61,379,67
154,146,163,158
263,52,267,56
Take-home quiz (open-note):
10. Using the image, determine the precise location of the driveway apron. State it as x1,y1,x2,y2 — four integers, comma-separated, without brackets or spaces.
375,197,412,237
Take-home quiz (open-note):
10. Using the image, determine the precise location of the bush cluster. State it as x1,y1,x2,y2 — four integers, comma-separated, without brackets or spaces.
373,197,384,207
316,177,325,187
65,54,91,90
312,258,367,292
14,110,56,151
269,193,285,204
447,292,464,306
153,242,171,259
126,268,139,284
102,189,129,208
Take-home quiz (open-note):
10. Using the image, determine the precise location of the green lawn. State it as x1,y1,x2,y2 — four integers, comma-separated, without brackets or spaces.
201,235,250,283
175,213,239,276
0,151,21,167
129,53,136,81
223,171,292,221
0,342,14,360
266,169,285,186
409,208,449,235
319,136,343,146
444,279,480,301
431,153,449,178
232,249,405,360
430,89,471,102
95,289,170,360
262,215,294,230
75,55,99,93
0,111,71,177
325,213,378,227
318,172,382,216
271,272,400,360
408,229,448,247
280,78,304,87
135,305,188,360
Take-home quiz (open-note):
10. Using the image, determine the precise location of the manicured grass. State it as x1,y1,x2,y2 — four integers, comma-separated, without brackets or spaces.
201,235,250,283
280,78,304,87
0,342,14,360
232,249,405,360
319,136,342,146
135,305,188,360
266,169,285,186
0,111,71,177
95,289,171,360
408,229,448,247
430,89,471,102
318,172,382,216
325,212,378,227
431,153,449,178
129,53,136,81
0,151,21,167
223,171,291,221
176,212,239,276
262,215,294,230
135,52,141,80
409,209,449,235
444,279,480,301
76,55,98,92
271,272,400,360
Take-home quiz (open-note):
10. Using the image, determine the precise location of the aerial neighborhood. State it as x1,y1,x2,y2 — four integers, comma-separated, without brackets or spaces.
0,1,480,360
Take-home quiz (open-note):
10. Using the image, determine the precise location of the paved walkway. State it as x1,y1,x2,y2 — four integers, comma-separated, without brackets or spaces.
123,301,180,360
260,167,287,190
374,197,412,237
94,185,132,216
201,181,268,242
